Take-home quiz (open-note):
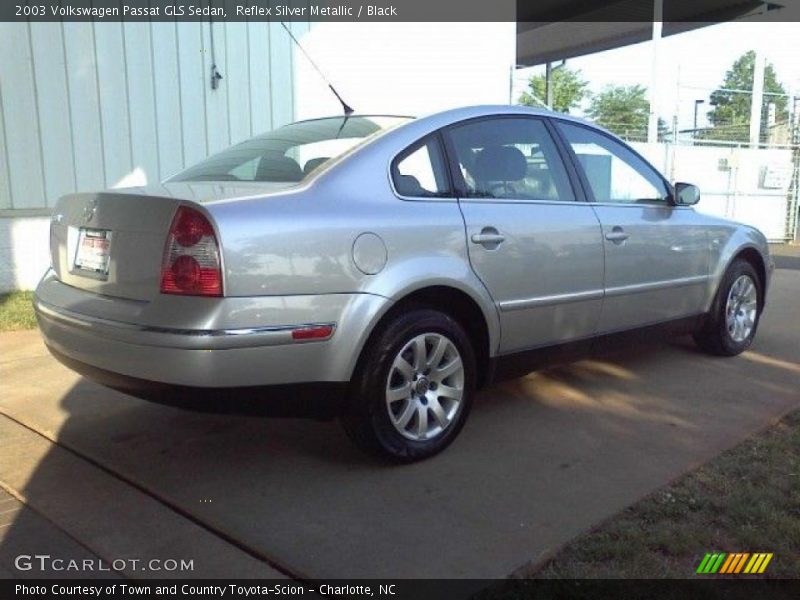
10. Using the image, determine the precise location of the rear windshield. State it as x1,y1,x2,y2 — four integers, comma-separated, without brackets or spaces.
169,116,411,183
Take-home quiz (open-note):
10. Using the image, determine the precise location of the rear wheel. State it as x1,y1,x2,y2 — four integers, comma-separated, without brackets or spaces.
693,259,761,356
341,309,476,462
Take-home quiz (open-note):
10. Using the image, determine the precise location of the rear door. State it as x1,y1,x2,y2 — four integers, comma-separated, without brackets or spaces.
444,116,604,353
554,121,709,333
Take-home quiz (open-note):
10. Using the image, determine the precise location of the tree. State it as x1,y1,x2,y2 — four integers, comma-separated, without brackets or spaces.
586,84,650,140
705,50,788,142
518,66,588,114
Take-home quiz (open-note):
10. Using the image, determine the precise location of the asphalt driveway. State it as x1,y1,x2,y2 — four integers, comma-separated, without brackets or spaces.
1,267,798,580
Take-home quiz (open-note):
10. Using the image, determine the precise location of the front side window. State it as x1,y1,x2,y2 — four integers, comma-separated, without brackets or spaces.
170,116,411,183
391,137,451,197
446,117,575,201
556,122,669,205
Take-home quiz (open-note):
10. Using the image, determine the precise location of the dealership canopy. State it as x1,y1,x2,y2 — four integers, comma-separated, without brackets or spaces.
517,0,788,66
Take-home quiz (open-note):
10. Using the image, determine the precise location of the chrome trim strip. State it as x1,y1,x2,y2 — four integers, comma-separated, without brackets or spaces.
457,197,588,206
498,275,709,312
604,274,709,297
499,289,604,312
591,201,684,209
34,298,335,350
456,199,688,208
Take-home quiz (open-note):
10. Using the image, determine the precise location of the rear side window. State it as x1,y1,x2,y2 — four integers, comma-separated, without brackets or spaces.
391,136,451,198
446,117,575,201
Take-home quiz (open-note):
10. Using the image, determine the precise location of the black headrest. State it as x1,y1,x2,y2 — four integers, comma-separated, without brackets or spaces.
256,154,303,182
395,174,426,196
303,157,330,175
473,146,527,182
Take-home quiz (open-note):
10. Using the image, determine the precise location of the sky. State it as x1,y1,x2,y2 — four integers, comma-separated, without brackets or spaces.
512,21,800,130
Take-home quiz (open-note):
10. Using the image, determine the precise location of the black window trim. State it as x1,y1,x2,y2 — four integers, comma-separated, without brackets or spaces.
389,132,456,201
549,117,679,207
438,114,588,205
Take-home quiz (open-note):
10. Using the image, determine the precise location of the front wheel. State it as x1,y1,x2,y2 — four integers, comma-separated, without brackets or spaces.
693,259,761,356
341,309,476,462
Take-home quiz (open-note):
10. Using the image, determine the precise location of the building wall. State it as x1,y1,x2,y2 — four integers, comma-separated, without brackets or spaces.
0,20,305,291
0,216,52,292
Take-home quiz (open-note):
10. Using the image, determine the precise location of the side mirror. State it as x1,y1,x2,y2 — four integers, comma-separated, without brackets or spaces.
673,182,700,206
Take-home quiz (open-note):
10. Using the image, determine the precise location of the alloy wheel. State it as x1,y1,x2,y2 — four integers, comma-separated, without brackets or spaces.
725,274,758,343
385,333,465,441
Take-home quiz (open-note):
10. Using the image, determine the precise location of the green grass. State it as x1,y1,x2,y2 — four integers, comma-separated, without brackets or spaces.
0,291,37,331
526,409,800,579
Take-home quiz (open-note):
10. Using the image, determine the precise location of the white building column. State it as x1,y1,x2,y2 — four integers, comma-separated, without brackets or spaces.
647,0,663,143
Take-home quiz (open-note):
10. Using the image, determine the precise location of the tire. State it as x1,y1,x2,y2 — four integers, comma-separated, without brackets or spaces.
693,259,761,356
341,308,476,462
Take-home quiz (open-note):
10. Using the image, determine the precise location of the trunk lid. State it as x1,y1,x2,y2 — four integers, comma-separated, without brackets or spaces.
51,191,180,301
49,182,292,301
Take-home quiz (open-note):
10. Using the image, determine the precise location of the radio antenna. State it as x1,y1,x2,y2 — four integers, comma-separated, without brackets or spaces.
281,22,354,116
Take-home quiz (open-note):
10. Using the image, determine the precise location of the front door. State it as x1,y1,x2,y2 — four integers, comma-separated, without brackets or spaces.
555,121,709,334
445,117,605,353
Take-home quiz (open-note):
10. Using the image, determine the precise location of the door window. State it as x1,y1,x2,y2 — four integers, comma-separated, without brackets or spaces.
391,137,451,197
556,122,669,205
446,118,575,201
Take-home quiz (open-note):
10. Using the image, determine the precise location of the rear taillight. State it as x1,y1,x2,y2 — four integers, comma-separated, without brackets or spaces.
160,206,223,296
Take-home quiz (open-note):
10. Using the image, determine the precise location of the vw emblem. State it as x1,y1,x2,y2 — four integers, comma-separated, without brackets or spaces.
82,198,98,223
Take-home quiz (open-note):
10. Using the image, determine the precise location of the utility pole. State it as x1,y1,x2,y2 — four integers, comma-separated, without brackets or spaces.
791,95,800,241
749,50,765,147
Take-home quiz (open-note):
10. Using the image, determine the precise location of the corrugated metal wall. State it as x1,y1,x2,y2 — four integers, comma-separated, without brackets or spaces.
0,20,306,212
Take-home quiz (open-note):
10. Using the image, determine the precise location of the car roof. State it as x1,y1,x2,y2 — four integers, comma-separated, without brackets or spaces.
413,104,605,133
289,106,598,131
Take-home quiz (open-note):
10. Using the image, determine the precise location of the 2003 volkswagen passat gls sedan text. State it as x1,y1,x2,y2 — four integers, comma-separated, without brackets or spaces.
35,106,773,461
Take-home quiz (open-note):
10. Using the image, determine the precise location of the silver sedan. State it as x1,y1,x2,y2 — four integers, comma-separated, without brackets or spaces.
34,106,773,461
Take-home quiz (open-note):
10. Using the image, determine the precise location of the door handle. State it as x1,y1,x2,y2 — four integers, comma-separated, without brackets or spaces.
471,233,506,244
471,227,505,247
605,226,629,243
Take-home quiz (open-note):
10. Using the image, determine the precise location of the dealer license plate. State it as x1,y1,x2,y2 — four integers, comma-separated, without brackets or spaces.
74,228,112,276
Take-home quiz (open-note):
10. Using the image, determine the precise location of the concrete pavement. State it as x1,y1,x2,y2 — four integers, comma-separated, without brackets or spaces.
1,268,798,579
771,242,800,270
0,416,283,579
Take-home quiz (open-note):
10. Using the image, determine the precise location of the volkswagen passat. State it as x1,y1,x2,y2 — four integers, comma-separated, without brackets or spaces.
34,106,773,461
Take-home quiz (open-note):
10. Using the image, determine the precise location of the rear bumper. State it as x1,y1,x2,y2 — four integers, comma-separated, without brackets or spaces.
34,297,337,351
47,345,346,418
34,274,391,390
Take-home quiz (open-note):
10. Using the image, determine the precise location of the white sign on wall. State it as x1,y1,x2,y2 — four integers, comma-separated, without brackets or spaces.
760,164,792,190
